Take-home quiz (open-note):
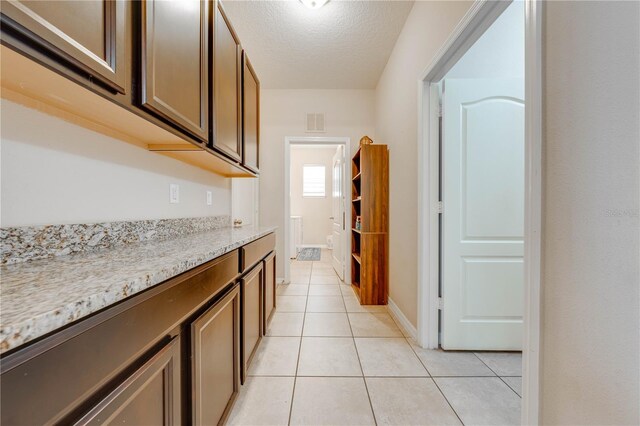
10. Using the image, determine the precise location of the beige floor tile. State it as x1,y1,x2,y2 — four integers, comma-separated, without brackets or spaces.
474,352,522,376
311,268,338,276
308,285,342,296
501,376,522,397
340,284,356,296
276,295,307,312
266,313,305,336
310,275,341,285
303,313,352,337
226,376,294,425
290,377,375,425
289,273,311,285
355,338,428,377
366,378,461,425
277,284,309,296
306,295,346,313
344,295,388,313
348,312,403,337
410,345,495,377
434,377,521,425
248,337,300,376
297,337,362,376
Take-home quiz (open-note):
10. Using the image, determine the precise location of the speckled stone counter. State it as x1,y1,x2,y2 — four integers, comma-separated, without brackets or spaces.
0,225,277,354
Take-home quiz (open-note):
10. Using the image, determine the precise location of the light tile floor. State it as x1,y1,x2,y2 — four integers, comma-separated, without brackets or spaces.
227,250,522,425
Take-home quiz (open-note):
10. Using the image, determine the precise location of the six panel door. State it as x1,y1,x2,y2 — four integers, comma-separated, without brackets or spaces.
75,337,181,425
191,284,240,426
1,0,128,93
212,3,242,161
140,0,209,141
242,51,259,172
241,263,263,383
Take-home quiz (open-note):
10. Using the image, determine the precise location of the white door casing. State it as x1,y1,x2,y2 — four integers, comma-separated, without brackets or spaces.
441,78,525,350
331,145,345,280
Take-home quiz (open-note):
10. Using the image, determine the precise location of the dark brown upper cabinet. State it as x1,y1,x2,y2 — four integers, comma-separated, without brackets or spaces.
1,0,128,93
211,3,242,162
140,0,209,141
242,51,260,173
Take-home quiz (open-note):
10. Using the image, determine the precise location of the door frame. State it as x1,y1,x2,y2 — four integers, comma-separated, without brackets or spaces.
283,136,351,284
416,0,542,424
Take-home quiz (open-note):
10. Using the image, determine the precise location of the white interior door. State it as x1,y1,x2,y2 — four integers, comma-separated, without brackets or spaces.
441,78,524,350
331,145,345,280
231,178,258,227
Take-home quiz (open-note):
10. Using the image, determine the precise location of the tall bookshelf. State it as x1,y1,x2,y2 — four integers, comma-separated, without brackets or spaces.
351,143,389,305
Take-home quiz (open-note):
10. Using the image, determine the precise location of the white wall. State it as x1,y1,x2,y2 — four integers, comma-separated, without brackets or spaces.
541,1,639,423
374,0,473,326
1,100,230,227
260,89,376,277
445,0,524,79
290,146,336,246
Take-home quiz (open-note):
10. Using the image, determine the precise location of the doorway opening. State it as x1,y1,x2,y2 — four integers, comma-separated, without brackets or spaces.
417,0,542,423
283,137,351,285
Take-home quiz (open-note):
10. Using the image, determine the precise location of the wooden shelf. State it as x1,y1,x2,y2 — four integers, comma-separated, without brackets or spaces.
350,142,388,305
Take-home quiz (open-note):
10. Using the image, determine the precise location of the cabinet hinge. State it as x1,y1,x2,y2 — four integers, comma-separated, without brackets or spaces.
437,297,444,310
437,201,443,214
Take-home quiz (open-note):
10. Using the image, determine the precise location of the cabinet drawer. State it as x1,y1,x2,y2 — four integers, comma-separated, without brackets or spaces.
191,283,240,426
263,251,276,334
241,263,263,383
0,251,239,425
241,233,276,273
76,336,181,425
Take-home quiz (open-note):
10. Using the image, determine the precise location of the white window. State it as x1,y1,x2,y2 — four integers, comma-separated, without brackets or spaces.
303,165,326,197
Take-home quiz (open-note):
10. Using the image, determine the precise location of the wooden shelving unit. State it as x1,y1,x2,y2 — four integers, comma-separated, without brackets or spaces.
350,142,389,305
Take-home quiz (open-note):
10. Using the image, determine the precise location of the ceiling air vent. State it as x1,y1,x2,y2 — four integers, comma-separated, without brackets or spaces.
305,113,325,133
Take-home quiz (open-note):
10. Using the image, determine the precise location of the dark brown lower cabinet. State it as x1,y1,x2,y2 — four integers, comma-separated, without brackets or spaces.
191,284,240,426
76,336,181,425
263,251,276,335
0,236,277,425
241,263,263,383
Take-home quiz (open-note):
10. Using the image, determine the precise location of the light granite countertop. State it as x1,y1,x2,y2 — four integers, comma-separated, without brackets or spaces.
0,225,277,354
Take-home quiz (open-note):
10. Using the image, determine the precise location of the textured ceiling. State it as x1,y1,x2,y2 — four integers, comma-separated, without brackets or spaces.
222,0,414,89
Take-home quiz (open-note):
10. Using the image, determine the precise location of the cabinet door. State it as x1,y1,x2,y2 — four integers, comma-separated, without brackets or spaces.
1,0,127,93
241,263,263,383
212,3,242,161
263,252,276,334
140,0,208,141
242,51,259,172
76,337,181,425
191,283,240,426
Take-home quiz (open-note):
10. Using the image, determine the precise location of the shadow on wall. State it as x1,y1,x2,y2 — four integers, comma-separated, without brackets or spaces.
0,100,225,186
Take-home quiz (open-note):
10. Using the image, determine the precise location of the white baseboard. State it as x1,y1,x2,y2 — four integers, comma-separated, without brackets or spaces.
276,277,286,285
388,297,417,340
299,244,328,249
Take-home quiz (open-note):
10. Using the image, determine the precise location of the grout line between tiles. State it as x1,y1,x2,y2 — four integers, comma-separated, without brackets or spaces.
472,353,522,399
389,314,466,426
286,261,311,426
342,275,378,426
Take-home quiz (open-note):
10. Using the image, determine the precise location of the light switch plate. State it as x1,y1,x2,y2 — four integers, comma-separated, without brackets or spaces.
206,191,212,205
169,184,180,204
